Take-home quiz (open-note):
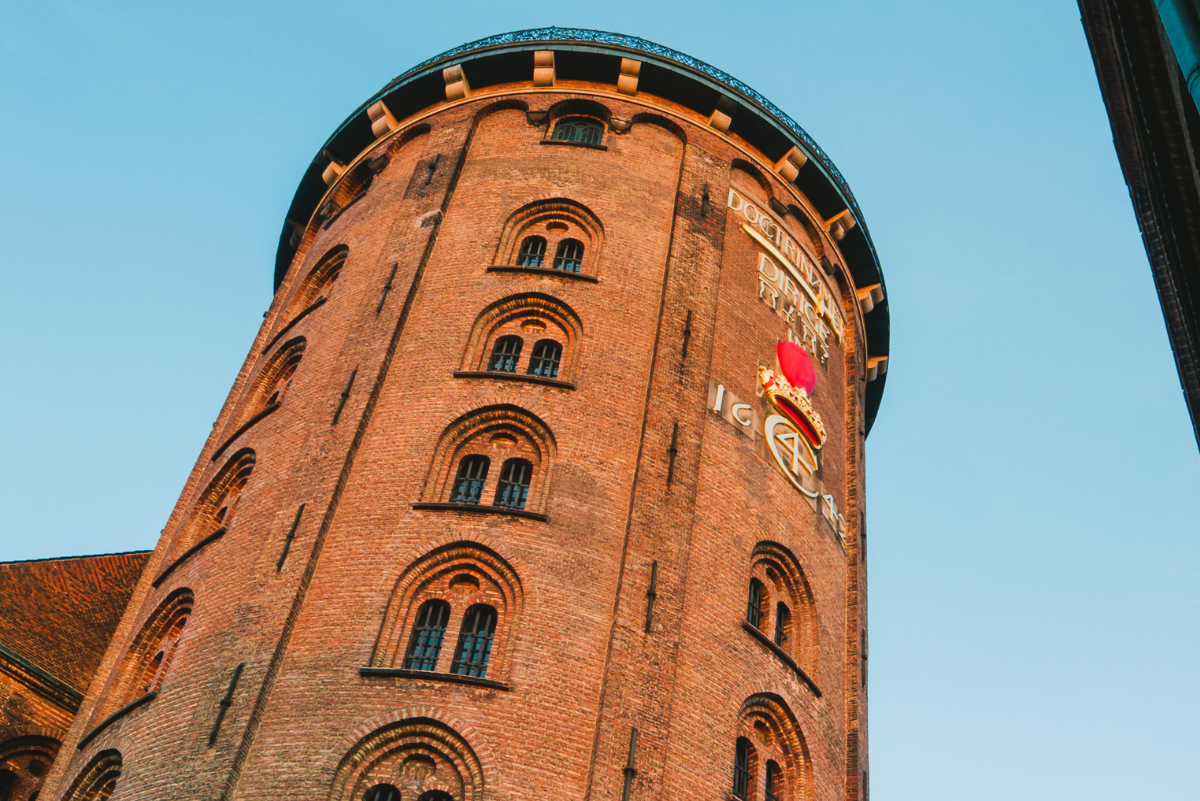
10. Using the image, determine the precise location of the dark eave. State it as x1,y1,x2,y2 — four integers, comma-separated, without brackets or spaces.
274,27,890,433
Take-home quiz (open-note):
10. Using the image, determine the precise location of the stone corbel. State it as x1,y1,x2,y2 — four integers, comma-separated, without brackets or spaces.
618,58,641,95
774,146,808,183
856,284,884,314
866,356,888,382
708,96,735,133
321,151,346,186
533,51,556,86
826,209,857,241
443,64,471,101
367,100,399,139
610,117,632,134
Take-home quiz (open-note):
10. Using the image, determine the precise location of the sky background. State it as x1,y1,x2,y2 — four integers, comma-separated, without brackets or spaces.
2,1,1198,799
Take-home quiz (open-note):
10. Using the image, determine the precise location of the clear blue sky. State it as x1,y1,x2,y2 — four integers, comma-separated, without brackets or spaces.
2,1,1197,798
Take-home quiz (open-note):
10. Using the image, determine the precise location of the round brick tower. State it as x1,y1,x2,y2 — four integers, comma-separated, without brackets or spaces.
41,28,889,801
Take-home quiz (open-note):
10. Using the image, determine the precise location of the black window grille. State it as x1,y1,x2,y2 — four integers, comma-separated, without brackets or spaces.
527,340,562,379
747,579,766,629
494,458,532,510
765,760,782,801
403,600,450,671
775,602,790,648
451,455,489,505
364,784,401,801
517,235,547,267
553,238,584,272
733,737,753,800
552,118,604,145
417,792,454,801
450,604,498,678
488,335,523,372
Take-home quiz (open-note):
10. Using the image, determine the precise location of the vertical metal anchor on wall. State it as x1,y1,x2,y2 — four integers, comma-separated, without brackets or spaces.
376,264,398,315
208,663,244,746
680,310,693,363
666,422,680,485
276,504,305,572
644,560,658,633
621,726,638,801
332,368,358,425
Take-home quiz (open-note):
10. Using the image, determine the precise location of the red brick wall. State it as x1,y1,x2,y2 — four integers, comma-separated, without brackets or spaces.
39,82,870,801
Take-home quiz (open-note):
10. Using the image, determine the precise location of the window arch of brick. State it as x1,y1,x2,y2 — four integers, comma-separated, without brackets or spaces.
546,98,611,129
371,541,523,684
736,694,812,801
493,198,604,278
62,748,122,801
328,718,484,801
750,541,818,677
95,588,193,721
0,735,59,801
460,294,583,384
421,406,555,515
287,244,348,319
172,449,256,559
229,336,306,435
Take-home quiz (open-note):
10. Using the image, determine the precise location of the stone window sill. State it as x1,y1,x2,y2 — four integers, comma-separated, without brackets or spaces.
411,502,547,522
486,265,599,283
359,667,509,690
77,692,156,750
152,529,226,589
452,371,575,390
741,621,822,697
539,139,607,151
212,403,280,461
263,297,326,353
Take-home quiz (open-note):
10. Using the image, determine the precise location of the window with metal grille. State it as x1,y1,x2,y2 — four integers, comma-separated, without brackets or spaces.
552,117,604,145
747,579,766,629
488,335,523,372
403,600,450,671
417,792,454,801
527,339,562,378
450,604,497,678
494,458,532,510
733,737,754,800
517,235,547,267
451,455,489,505
765,760,782,801
775,602,790,648
364,784,401,801
553,238,584,272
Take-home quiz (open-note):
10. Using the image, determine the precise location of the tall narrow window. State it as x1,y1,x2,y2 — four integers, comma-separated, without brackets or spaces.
450,604,497,678
494,458,532,510
403,600,450,671
527,339,562,378
765,760,782,801
553,239,584,273
775,602,790,648
747,579,766,629
451,456,489,504
517,235,547,267
733,737,754,800
552,118,604,145
364,785,400,801
488,336,523,372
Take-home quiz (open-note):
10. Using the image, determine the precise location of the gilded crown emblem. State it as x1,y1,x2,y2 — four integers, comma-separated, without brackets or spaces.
759,365,827,449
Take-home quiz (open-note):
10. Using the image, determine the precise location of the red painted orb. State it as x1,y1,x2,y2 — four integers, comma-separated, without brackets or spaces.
777,341,816,395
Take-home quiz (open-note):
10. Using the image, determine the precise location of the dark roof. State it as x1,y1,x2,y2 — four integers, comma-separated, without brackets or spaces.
0,551,150,693
275,28,890,432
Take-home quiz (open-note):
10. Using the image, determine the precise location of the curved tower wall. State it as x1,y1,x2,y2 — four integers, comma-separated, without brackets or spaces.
41,30,886,801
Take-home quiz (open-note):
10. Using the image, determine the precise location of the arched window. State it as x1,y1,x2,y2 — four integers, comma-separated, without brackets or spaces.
527,340,562,378
287,246,347,318
451,604,497,678
774,602,790,649
418,792,453,801
552,239,584,273
403,600,450,671
517,235,547,267
733,737,755,800
765,760,782,801
747,579,766,629
451,455,489,505
488,335,523,372
0,769,16,801
494,459,531,510
61,750,121,801
552,117,604,145
363,784,400,801
330,718,483,801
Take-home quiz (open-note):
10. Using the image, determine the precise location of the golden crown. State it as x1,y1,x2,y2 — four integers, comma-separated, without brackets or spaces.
759,366,827,448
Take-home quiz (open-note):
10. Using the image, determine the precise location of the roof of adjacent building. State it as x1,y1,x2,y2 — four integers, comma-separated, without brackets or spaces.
276,28,890,432
0,551,150,695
